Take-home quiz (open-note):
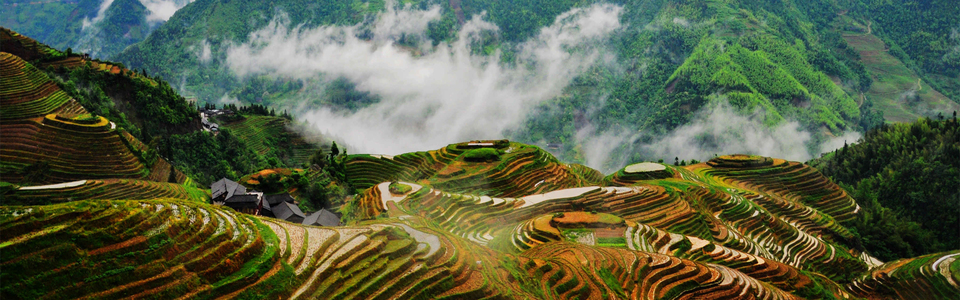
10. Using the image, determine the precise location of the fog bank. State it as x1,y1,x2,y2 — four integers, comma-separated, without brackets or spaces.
226,2,624,155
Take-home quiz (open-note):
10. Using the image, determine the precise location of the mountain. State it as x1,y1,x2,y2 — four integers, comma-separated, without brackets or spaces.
112,0,959,168
0,0,194,58
3,142,960,299
2,27,959,300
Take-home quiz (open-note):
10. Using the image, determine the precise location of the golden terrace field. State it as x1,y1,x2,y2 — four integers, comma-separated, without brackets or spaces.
4,140,958,299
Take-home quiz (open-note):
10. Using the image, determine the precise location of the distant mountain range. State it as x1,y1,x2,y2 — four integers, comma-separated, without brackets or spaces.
1,0,195,58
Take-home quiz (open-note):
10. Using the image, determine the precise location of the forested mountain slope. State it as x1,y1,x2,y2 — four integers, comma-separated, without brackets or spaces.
111,0,958,167
0,0,163,58
810,116,960,261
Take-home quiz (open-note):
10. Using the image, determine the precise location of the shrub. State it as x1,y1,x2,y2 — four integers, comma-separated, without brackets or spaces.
462,148,501,162
388,182,412,194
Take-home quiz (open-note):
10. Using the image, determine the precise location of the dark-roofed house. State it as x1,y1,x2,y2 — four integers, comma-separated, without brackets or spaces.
224,194,261,215
265,193,296,206
303,209,341,227
272,201,306,223
212,178,247,202
212,178,267,215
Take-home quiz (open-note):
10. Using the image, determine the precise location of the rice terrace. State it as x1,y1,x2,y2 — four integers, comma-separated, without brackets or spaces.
2,0,960,299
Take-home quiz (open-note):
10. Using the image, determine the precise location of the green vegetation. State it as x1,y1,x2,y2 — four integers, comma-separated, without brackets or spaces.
388,182,412,194
2,2,959,299
1,0,152,59
853,0,960,102
462,148,501,162
155,129,270,186
46,61,200,142
3,136,960,298
106,0,958,168
217,114,320,168
810,116,960,261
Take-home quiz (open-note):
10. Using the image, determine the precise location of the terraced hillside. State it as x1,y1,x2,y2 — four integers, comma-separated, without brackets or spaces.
344,140,596,197
1,27,157,85
0,52,86,120
4,146,958,299
0,28,63,62
0,48,191,188
222,116,321,166
2,179,209,206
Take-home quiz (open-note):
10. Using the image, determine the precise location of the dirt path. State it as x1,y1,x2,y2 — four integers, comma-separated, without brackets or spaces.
18,180,86,190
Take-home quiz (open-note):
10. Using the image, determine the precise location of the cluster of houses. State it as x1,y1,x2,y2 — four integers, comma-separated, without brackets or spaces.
211,178,340,227
199,108,234,133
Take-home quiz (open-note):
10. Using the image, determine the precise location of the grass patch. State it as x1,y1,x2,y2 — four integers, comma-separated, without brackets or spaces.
462,148,501,162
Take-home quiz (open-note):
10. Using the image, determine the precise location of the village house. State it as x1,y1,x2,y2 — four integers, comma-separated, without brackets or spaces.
303,209,341,227
211,178,340,226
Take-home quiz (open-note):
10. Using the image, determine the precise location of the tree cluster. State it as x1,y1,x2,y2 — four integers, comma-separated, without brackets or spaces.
810,115,960,261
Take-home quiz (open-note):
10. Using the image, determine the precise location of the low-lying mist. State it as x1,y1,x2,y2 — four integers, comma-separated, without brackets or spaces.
635,102,862,164
225,2,623,155
568,101,861,173
224,2,861,172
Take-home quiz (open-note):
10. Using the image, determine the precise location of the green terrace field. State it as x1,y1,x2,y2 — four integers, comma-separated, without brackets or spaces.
0,113,150,184
834,16,960,122
4,142,959,299
0,28,63,62
2,179,209,206
0,52,86,120
1,27,159,86
222,116,322,167
0,43,196,191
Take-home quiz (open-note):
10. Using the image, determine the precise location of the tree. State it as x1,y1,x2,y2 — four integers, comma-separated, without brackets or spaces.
330,142,340,157
310,148,328,168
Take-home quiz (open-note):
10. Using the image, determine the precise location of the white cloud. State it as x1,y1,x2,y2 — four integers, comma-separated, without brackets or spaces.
225,2,624,155
818,131,862,156
218,93,241,106
636,101,861,163
371,2,441,44
139,0,195,23
81,0,115,30
575,124,638,173
194,39,212,64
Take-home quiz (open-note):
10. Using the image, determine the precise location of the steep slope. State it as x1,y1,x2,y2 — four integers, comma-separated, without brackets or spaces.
809,117,960,261
111,0,958,169
0,0,173,59
0,0,102,53
221,115,322,167
0,34,194,188
0,52,86,119
833,15,960,122
1,27,202,141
